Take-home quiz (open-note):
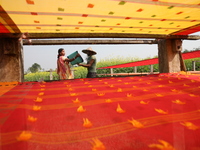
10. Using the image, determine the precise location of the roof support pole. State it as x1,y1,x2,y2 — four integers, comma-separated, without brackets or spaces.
0,38,24,82
150,65,154,73
158,39,184,73
133,66,137,73
192,61,196,71
110,68,114,77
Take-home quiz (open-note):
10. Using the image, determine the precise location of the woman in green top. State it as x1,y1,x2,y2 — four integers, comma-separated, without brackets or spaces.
78,47,97,78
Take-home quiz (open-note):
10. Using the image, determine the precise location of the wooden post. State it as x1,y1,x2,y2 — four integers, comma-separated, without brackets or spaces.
133,66,137,73
150,65,154,73
110,68,114,76
24,33,200,40
158,39,183,73
0,38,24,82
192,61,196,71
179,52,186,71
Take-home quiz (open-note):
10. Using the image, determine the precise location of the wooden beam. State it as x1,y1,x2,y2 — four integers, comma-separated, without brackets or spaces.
23,39,158,45
1,33,200,40
0,33,22,38
28,33,200,39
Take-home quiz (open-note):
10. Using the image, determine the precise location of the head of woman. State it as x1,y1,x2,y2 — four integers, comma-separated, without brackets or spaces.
57,48,65,58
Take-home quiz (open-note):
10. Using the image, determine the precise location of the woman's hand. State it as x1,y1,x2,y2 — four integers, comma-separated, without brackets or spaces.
76,53,81,58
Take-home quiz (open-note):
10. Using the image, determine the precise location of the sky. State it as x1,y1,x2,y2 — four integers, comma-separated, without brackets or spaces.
23,33,200,71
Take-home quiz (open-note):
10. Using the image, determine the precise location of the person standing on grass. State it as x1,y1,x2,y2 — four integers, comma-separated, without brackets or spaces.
57,48,80,80
78,47,97,78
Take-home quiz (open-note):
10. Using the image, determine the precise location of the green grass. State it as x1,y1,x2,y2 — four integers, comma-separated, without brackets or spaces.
24,72,59,82
73,66,87,79
184,58,200,71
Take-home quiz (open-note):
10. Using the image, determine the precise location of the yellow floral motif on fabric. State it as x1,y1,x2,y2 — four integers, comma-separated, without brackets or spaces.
155,109,168,114
109,85,114,87
68,88,74,91
91,138,106,150
105,99,112,103
117,88,122,92
143,89,149,91
155,94,164,97
72,98,80,103
92,89,97,92
128,118,144,128
77,106,86,113
32,105,41,111
34,97,43,102
126,93,132,97
180,122,199,130
116,104,125,113
149,140,176,150
172,100,186,104
189,94,199,97
171,89,178,92
16,131,32,141
70,93,77,96
83,118,93,128
140,101,149,104
38,92,44,96
97,93,105,96
158,85,164,87
28,115,37,122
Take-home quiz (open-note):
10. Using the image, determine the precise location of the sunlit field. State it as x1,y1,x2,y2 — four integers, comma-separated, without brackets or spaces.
24,57,200,81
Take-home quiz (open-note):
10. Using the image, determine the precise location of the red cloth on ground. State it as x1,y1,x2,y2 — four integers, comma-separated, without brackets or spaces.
1,73,200,150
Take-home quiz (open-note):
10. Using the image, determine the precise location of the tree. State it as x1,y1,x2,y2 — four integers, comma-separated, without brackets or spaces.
183,49,190,53
192,47,200,51
183,47,200,53
28,63,42,73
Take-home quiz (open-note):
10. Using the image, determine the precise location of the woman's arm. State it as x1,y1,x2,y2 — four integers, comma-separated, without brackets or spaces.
78,59,94,68
65,53,80,62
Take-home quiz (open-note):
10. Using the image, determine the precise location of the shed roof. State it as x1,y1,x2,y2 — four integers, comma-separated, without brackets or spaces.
0,0,200,38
